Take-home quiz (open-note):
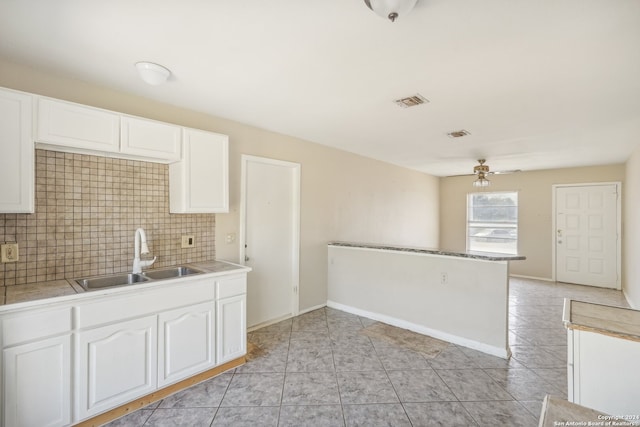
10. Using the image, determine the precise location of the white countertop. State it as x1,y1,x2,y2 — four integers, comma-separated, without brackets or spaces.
0,260,250,309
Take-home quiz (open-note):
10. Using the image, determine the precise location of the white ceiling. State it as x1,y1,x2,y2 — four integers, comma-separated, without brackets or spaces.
1,0,639,176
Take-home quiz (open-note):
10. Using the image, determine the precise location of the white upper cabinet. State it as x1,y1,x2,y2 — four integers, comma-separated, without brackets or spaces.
0,87,34,213
36,96,181,163
120,116,181,162
36,97,120,153
170,128,229,213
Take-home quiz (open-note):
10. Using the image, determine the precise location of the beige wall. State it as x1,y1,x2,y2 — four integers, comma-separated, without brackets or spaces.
624,145,640,308
439,165,625,280
0,60,440,311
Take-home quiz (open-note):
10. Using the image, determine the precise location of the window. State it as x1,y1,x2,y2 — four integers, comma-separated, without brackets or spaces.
467,191,518,254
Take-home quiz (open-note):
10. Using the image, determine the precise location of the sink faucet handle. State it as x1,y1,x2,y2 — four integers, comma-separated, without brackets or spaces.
140,256,157,269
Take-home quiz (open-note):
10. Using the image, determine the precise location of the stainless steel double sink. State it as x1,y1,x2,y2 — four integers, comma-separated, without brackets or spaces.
76,266,204,291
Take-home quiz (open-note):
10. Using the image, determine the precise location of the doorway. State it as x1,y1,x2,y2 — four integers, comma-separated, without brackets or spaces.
553,183,621,289
240,155,300,328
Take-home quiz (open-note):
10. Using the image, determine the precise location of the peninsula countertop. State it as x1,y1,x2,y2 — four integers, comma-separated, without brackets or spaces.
563,299,640,342
328,241,526,262
0,260,248,308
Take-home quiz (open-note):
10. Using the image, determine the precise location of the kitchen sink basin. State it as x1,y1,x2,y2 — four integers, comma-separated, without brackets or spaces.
76,273,149,291
75,266,205,291
143,266,204,280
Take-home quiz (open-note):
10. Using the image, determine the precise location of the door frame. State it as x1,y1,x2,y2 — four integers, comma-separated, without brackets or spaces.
239,154,301,321
551,182,621,289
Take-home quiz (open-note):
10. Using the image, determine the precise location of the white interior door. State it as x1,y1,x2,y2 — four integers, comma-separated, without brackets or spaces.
555,184,620,289
241,155,300,328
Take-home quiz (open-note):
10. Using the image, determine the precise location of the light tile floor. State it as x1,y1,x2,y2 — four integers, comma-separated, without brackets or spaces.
106,277,629,426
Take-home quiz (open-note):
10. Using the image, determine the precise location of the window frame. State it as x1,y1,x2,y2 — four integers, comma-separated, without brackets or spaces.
466,190,519,255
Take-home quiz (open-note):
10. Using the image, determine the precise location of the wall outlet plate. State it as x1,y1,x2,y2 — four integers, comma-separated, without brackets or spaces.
1,243,19,262
181,235,195,248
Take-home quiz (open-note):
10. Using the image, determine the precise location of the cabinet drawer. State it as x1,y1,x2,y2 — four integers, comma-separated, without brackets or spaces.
2,306,72,346
216,276,246,299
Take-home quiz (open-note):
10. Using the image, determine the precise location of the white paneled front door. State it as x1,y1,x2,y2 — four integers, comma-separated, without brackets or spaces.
555,183,620,289
241,155,300,328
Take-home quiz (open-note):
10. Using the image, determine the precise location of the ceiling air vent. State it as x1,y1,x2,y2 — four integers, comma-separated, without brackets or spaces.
447,130,470,138
394,93,429,108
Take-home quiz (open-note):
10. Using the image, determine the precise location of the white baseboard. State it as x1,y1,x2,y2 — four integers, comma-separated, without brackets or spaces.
510,274,554,282
247,314,293,332
298,303,327,315
623,289,639,310
247,303,328,332
326,300,510,359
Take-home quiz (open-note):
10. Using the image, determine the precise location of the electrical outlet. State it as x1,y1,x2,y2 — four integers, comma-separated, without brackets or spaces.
181,235,195,248
440,272,448,285
1,243,19,262
226,233,236,244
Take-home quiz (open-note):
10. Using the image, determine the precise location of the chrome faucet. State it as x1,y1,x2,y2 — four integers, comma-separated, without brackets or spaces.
133,228,156,274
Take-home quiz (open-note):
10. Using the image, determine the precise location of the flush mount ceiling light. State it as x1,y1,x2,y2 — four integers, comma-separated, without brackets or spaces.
364,0,418,22
135,61,171,86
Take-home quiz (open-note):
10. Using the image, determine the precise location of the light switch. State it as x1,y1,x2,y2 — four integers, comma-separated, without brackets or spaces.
181,235,195,248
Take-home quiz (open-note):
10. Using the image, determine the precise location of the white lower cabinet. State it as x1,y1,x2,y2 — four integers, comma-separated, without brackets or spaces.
568,329,640,416
3,335,71,427
217,295,247,364
158,302,215,386
0,269,249,427
215,275,247,364
77,315,158,420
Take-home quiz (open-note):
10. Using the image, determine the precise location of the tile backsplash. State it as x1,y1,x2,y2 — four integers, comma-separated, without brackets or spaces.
0,149,216,287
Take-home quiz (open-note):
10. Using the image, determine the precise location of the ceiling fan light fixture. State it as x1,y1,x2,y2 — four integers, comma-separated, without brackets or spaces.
472,159,491,187
135,61,171,86
364,0,418,22
473,172,491,188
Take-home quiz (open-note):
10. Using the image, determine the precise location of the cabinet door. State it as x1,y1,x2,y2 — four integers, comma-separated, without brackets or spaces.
158,302,215,387
169,128,229,213
216,295,247,364
3,335,71,427
36,97,120,152
0,88,34,213
120,116,181,162
77,316,157,420
570,329,640,415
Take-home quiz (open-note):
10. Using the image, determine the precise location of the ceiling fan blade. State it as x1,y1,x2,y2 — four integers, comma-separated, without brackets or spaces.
445,173,475,177
488,169,522,175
